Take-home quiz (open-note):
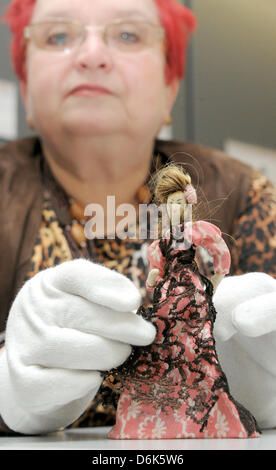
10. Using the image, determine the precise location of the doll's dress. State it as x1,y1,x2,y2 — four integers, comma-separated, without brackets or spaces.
108,221,260,439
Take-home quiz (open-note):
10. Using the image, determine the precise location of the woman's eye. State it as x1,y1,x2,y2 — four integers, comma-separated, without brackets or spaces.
119,31,139,42
47,32,68,46
116,25,142,43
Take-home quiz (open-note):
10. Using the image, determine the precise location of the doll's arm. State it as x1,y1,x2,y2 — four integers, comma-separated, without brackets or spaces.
188,221,231,277
146,240,166,291
210,273,224,294
146,269,160,289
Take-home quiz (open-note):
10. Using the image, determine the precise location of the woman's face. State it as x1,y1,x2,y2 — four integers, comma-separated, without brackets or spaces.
20,0,179,141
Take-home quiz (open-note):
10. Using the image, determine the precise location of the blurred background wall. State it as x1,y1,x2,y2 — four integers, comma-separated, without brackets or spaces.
0,0,275,176
176,0,276,151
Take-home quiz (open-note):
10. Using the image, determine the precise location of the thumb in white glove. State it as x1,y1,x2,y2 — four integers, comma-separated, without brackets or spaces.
213,272,276,341
0,259,156,434
213,272,276,429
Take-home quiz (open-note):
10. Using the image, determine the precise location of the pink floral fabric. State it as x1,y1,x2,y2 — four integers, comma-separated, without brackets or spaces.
184,221,231,275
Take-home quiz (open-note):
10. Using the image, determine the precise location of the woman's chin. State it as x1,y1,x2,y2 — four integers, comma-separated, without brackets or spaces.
59,104,122,135
61,116,120,136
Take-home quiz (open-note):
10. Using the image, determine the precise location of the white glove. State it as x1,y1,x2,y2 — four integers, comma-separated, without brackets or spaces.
0,259,156,435
213,272,276,429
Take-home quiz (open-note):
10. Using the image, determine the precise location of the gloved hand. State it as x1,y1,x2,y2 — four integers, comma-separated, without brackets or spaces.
0,259,156,435
213,272,276,429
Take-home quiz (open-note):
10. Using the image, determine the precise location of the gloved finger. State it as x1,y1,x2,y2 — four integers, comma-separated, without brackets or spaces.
7,353,103,412
233,292,276,337
45,259,142,311
12,284,156,346
17,326,133,370
214,272,276,307
213,272,276,341
59,296,156,346
14,273,153,346
213,315,237,342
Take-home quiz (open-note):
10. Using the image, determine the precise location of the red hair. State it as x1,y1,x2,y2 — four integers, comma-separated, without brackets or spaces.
2,0,196,84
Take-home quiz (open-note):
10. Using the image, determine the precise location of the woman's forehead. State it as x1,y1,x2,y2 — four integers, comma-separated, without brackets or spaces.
32,0,160,23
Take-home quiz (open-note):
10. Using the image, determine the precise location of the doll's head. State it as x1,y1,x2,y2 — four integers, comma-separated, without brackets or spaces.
153,164,197,225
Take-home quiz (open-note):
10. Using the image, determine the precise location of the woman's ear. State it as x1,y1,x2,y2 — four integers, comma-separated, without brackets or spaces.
164,78,180,125
19,80,27,107
19,80,34,129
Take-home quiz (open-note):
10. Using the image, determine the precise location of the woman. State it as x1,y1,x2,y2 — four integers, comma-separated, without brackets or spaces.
0,0,275,435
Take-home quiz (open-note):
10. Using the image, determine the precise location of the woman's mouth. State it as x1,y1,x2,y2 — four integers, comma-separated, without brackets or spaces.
69,85,112,97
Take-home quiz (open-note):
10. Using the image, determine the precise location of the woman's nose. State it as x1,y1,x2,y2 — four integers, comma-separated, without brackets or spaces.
73,33,114,73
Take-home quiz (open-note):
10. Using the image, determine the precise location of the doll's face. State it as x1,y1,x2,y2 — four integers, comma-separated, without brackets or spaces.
166,191,186,225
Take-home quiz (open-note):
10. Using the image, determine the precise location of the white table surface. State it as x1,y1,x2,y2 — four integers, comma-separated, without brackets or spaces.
0,427,275,450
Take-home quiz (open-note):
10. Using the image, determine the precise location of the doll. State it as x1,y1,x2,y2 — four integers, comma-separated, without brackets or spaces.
108,164,260,439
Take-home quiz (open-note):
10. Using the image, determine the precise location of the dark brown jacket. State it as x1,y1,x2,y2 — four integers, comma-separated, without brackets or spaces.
0,137,254,332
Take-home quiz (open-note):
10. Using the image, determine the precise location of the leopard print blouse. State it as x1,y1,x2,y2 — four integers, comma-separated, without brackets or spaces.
20,168,276,430
230,171,276,276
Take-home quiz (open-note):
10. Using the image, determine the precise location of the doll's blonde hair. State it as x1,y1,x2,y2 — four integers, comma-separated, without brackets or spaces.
153,163,192,204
